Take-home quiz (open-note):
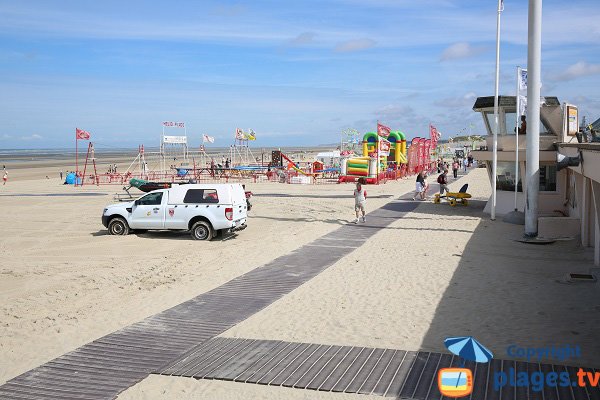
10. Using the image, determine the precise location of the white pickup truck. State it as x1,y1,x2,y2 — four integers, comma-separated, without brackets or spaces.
102,183,248,240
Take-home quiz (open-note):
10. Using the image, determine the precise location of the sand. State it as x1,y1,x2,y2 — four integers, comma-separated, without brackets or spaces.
1,160,598,399
0,159,414,385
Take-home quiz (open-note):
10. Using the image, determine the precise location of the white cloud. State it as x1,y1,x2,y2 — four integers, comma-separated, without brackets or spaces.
434,92,477,108
375,104,415,120
553,61,600,81
1,134,13,140
20,134,43,140
334,38,376,53
440,42,487,62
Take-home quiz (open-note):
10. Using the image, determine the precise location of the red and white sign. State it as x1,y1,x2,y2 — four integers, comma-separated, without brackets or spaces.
162,121,185,128
75,128,91,140
168,208,175,217
378,139,391,156
377,122,391,138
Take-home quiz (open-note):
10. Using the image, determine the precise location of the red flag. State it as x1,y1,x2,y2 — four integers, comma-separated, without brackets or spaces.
76,128,91,140
377,122,391,137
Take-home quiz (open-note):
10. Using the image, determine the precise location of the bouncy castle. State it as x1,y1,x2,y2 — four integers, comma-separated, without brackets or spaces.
339,130,407,184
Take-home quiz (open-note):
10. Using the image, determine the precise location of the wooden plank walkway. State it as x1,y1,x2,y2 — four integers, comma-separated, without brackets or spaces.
159,337,600,400
0,199,419,400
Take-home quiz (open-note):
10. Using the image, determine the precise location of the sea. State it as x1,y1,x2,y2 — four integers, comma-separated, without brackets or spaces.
0,145,336,164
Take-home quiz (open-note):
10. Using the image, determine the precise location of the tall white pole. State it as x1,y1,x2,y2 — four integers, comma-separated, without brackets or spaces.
491,0,503,220
514,66,520,211
525,0,542,237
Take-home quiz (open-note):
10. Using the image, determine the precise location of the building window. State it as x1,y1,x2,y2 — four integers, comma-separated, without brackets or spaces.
495,161,522,192
505,111,518,135
540,165,557,191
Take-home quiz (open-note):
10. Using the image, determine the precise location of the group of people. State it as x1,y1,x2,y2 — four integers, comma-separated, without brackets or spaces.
412,170,449,201
413,156,473,201
107,164,118,174
208,157,232,177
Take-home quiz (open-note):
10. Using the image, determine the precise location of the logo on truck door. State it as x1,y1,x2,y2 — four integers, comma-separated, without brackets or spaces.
168,208,175,217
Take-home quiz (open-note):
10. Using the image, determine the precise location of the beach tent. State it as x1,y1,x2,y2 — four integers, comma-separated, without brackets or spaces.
64,172,82,185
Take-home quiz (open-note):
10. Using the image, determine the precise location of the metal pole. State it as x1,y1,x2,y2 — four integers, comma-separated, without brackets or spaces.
514,66,520,211
525,0,542,237
491,0,503,221
75,131,78,186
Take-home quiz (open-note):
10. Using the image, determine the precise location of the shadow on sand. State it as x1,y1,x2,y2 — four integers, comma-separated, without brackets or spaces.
412,198,600,369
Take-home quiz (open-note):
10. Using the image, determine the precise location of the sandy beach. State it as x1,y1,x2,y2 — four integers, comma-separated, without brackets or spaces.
1,160,598,399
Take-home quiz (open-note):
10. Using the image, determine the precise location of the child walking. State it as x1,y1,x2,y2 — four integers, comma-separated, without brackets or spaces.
353,181,367,223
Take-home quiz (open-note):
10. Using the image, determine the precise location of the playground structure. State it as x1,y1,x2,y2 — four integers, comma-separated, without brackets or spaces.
339,130,408,184
72,122,441,188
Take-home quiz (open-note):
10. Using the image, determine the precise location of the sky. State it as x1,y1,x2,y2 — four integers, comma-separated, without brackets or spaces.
0,0,599,149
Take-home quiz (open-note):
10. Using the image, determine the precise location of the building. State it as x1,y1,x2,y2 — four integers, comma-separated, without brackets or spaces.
471,96,600,266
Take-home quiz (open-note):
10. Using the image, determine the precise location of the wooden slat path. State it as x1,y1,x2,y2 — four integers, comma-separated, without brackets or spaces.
159,337,600,400
0,200,419,399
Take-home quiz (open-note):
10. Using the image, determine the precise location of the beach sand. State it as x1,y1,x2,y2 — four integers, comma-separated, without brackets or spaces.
1,161,598,399
0,159,413,385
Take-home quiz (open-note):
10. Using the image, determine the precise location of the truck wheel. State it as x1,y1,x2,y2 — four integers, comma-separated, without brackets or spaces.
108,217,130,236
191,221,212,241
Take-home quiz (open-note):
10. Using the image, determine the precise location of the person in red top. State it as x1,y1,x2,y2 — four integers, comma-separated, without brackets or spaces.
452,159,459,179
353,181,367,223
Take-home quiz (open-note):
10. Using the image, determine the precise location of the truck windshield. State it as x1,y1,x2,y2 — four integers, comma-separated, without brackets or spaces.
137,192,163,205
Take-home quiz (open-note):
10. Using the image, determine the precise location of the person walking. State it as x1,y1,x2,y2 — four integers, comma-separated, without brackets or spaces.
437,169,449,195
452,159,459,179
412,171,425,201
2,167,7,185
353,181,367,223
463,157,468,173
59,170,63,181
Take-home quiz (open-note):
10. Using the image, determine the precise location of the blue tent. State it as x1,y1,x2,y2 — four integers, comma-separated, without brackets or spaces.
65,172,81,185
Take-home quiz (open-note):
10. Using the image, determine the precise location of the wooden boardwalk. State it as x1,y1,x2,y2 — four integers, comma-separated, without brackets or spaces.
160,337,600,400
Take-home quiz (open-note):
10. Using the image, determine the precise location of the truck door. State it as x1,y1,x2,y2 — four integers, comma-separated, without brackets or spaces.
129,191,165,229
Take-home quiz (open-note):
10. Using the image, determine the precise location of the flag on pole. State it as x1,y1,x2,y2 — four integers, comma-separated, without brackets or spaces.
519,69,528,91
76,128,91,140
203,134,215,143
377,122,391,137
500,0,504,11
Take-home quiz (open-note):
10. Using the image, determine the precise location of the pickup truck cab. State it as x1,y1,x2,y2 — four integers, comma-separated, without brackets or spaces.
102,183,247,240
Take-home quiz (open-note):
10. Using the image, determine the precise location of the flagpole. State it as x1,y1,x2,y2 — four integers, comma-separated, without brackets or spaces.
75,129,78,186
491,0,503,221
525,0,542,237
514,66,520,211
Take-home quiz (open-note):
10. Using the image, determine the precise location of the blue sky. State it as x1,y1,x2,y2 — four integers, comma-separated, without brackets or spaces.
0,0,599,149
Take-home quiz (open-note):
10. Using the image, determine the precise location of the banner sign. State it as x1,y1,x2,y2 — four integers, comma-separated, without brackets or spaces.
162,121,185,128
567,106,578,136
378,138,391,156
162,135,187,144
